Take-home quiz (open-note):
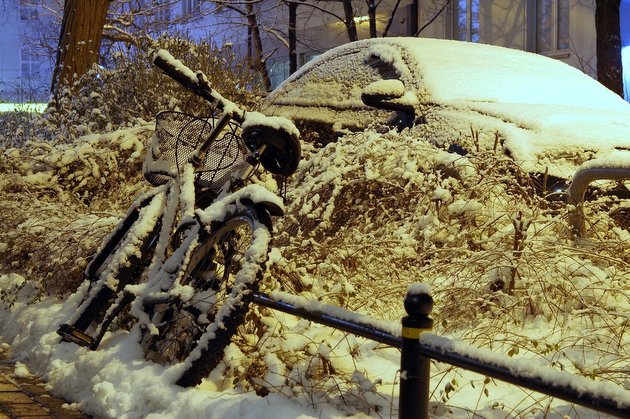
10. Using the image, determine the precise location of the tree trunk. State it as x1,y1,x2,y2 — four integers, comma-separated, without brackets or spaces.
289,2,297,74
595,0,623,96
246,1,272,91
368,0,377,38
341,0,358,41
51,0,110,95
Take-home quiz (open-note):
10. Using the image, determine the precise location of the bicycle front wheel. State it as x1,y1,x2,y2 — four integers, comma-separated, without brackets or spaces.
142,207,271,387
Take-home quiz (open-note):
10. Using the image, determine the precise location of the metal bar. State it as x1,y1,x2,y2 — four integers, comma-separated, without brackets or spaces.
251,290,629,418
251,292,401,347
413,340,629,418
193,112,232,168
567,165,630,237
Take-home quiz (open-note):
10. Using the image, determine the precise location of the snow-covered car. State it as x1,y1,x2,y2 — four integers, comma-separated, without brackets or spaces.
263,37,630,234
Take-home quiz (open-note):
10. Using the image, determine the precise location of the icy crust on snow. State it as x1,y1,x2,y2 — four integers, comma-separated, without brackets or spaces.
421,333,630,409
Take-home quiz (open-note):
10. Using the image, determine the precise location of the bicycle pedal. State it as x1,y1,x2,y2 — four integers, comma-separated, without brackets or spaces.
57,324,96,349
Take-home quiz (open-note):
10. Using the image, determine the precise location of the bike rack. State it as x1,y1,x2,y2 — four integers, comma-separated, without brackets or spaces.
251,289,629,419
567,161,630,238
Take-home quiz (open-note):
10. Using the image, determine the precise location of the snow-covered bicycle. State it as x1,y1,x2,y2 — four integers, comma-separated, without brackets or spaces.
57,49,301,387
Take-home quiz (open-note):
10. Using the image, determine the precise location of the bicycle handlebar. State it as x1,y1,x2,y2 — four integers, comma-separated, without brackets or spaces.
152,49,245,123
151,48,302,176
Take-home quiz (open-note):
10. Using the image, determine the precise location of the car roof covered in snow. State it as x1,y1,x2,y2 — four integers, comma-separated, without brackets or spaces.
284,37,629,112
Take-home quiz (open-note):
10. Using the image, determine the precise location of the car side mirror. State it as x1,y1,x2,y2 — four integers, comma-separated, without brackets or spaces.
361,79,417,111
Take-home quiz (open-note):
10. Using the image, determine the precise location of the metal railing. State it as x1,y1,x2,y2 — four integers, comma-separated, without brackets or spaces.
567,163,630,238
252,289,629,419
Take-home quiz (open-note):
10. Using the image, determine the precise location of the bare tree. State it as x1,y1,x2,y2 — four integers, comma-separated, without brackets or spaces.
341,0,358,41
595,0,623,96
210,1,273,91
51,0,111,95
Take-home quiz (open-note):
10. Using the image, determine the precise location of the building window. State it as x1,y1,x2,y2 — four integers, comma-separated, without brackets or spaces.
20,1,38,20
535,0,569,54
268,59,289,90
182,0,201,15
299,52,319,67
453,0,479,42
155,2,172,22
21,46,39,77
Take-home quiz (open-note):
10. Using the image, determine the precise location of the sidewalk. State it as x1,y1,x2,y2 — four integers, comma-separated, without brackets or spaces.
0,352,89,419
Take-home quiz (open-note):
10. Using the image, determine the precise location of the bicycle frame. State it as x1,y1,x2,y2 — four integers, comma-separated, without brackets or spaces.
58,48,296,369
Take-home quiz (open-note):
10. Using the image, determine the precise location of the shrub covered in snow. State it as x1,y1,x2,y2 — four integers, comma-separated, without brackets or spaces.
0,127,150,295
196,127,629,414
0,36,263,148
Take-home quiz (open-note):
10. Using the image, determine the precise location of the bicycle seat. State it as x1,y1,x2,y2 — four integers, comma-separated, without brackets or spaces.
242,125,301,176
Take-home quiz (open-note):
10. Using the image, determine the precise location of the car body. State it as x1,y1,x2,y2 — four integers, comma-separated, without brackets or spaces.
263,37,630,233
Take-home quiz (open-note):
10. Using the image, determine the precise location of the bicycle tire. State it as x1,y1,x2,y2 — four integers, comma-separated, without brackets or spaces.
74,219,160,331
141,207,270,387
60,195,164,347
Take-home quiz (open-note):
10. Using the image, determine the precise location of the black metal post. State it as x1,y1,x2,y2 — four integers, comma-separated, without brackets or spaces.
399,287,434,419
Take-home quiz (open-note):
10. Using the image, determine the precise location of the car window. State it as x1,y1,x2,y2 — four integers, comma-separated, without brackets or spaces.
365,55,400,80
270,49,387,109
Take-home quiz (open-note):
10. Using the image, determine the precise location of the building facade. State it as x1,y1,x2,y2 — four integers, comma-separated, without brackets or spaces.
259,0,630,99
0,0,56,102
0,0,222,102
0,1,628,102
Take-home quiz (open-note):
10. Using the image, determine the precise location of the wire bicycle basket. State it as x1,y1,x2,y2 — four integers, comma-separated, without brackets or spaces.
144,111,253,191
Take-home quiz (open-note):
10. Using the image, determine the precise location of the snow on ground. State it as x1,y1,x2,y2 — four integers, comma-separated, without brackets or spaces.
0,109,628,417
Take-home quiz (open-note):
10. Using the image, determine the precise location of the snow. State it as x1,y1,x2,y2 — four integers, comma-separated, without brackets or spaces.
361,79,406,97
266,37,630,179
407,283,432,297
421,333,630,409
242,111,300,140
1,39,629,419
269,290,401,337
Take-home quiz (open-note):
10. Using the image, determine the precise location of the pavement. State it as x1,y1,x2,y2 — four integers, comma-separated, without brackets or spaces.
0,349,89,419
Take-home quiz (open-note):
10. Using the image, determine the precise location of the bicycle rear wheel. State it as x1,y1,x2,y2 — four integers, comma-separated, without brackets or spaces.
58,193,164,348
142,207,270,387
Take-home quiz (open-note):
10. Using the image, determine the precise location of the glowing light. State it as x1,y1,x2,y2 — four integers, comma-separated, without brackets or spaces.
0,103,47,113
353,15,370,24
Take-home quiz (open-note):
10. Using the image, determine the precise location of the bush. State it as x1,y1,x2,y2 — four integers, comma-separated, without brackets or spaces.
0,35,264,148
0,35,263,294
